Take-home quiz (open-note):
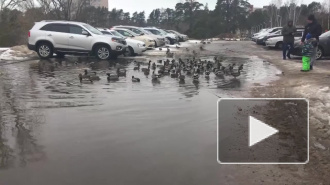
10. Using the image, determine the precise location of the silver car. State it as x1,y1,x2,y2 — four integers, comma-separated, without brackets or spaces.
113,26,166,47
28,20,127,60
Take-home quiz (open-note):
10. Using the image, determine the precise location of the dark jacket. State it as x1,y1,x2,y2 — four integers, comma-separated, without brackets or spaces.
282,23,296,43
301,21,322,42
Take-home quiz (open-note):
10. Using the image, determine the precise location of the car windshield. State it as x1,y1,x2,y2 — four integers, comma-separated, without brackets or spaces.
158,29,168,35
131,28,144,35
145,29,162,35
116,29,135,37
110,31,125,38
320,31,330,37
83,24,102,35
143,30,153,35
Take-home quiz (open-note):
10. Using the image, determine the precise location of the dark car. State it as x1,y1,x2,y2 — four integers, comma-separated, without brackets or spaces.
292,31,330,60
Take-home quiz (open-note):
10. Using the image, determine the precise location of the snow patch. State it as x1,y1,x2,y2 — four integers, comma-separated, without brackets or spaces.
0,45,36,61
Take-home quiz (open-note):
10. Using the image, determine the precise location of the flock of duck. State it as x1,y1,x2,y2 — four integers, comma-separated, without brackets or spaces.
78,56,244,84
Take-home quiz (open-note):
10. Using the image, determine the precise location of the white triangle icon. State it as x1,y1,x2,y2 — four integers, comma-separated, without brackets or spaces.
249,116,279,147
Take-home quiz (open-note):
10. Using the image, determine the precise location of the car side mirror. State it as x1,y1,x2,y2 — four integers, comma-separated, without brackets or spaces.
82,30,90,36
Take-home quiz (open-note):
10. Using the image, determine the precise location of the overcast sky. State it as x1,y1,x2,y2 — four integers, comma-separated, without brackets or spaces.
109,0,322,16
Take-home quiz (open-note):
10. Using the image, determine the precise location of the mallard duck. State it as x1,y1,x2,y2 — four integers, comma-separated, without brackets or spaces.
144,70,150,76
238,64,244,71
231,70,241,79
215,70,224,77
79,73,93,83
134,63,140,70
170,72,178,78
166,52,174,58
141,65,150,73
79,70,93,83
117,68,126,76
90,72,101,81
179,72,185,81
132,76,140,82
166,48,170,54
193,73,199,80
107,73,119,81
205,71,210,78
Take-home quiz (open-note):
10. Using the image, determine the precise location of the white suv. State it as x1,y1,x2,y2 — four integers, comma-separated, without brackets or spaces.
28,20,127,60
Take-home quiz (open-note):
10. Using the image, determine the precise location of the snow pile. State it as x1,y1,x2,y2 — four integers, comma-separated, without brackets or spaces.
0,45,37,61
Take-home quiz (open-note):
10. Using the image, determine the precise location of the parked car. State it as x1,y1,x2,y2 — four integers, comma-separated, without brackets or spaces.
144,27,178,45
112,28,155,49
113,26,166,47
167,30,189,41
291,31,330,60
252,28,269,41
255,27,283,45
28,20,127,60
265,29,304,49
98,28,146,56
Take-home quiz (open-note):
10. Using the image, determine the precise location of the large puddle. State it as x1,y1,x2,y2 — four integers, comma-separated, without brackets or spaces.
0,50,280,184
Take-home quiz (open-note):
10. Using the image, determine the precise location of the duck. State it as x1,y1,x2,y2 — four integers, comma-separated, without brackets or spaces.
152,63,156,69
141,65,150,73
167,52,174,58
134,63,140,70
79,73,93,83
205,71,210,78
152,71,158,80
215,69,224,77
193,73,199,80
179,72,185,81
117,68,126,76
107,73,119,81
166,48,170,54
132,76,140,82
90,72,101,81
231,70,241,79
238,64,244,71
144,70,150,76
79,70,93,83
170,71,178,78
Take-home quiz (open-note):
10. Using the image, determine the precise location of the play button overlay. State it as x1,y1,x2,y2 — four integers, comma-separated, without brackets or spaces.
217,98,309,164
249,116,279,147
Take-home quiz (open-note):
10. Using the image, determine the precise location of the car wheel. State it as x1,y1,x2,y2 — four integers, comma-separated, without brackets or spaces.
95,45,110,60
124,47,134,57
275,42,283,49
56,52,65,58
316,47,323,60
37,42,53,59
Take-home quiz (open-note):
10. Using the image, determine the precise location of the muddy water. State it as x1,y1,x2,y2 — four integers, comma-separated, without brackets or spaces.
0,52,280,184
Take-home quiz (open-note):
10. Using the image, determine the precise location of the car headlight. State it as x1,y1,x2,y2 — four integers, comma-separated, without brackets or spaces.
112,38,121,44
137,43,144,47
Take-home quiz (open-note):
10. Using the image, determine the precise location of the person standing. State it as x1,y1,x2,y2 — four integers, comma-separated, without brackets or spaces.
301,14,322,70
282,20,296,60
